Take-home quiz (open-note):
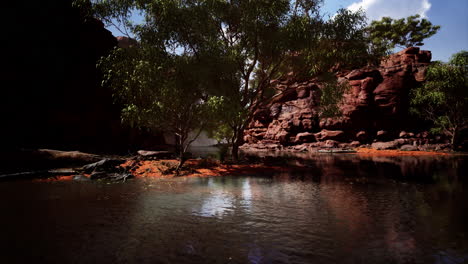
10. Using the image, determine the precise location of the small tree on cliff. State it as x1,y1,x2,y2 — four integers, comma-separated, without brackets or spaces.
410,51,468,149
368,14,440,50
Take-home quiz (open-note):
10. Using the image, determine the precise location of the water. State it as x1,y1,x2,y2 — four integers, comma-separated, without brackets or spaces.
0,154,467,263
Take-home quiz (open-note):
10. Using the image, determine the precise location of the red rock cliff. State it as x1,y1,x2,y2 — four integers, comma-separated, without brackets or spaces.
243,47,432,148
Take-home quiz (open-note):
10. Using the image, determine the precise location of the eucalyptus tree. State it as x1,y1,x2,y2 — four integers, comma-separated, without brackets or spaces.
99,44,223,172
367,14,440,50
410,51,468,149
83,0,379,160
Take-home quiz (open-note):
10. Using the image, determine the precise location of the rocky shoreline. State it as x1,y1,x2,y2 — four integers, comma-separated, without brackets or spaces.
1,146,458,182
241,130,452,153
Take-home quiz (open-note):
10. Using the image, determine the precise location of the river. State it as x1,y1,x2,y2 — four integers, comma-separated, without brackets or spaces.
0,154,467,263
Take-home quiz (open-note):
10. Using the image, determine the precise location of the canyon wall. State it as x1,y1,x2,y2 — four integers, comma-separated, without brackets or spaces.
243,47,447,151
2,1,165,153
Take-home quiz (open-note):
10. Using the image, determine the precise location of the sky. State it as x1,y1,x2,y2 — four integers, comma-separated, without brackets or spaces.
321,0,468,62
107,0,468,62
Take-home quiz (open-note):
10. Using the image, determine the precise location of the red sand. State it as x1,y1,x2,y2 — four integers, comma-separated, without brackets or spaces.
123,159,290,179
356,148,448,156
33,149,451,181
126,148,450,179
33,175,75,182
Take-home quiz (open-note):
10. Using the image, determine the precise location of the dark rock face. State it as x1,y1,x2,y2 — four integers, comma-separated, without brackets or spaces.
2,1,165,153
243,47,433,149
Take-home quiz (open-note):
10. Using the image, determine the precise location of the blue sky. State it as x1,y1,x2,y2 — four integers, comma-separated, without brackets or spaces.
321,0,468,62
107,0,468,62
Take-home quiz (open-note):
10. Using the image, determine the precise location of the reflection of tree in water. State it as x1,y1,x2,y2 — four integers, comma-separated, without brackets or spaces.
7,153,466,263
269,154,468,263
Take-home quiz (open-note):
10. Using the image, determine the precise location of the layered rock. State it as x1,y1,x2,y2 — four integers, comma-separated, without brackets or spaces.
243,47,436,149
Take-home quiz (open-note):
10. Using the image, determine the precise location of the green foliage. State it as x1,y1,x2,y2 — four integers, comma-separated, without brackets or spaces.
368,14,440,50
91,0,386,159
99,43,224,165
410,51,468,148
319,75,350,118
206,122,233,144
305,8,372,74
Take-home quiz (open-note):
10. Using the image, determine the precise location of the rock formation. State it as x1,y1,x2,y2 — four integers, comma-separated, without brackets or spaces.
243,47,449,151
2,1,165,153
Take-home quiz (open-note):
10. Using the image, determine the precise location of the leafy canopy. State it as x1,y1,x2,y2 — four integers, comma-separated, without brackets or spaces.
410,51,468,148
368,14,440,50
99,39,224,169
86,0,384,159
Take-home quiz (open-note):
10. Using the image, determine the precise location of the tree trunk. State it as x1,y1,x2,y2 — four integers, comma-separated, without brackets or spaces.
175,137,186,175
231,129,244,162
174,134,181,156
451,127,458,150
175,153,186,176
231,143,239,162
175,133,185,175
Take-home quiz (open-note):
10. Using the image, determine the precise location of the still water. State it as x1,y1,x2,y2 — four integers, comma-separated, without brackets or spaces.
0,154,467,264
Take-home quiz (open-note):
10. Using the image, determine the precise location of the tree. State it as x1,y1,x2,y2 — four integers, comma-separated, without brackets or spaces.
410,51,468,149
99,44,222,172
88,0,381,161
368,14,440,50
318,78,350,118
207,5,374,160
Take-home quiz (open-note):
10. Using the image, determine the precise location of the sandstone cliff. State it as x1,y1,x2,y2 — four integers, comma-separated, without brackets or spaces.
243,47,446,151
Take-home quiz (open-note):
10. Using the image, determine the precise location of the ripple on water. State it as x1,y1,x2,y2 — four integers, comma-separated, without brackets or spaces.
0,156,467,263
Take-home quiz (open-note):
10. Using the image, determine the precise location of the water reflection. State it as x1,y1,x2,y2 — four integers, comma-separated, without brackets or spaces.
198,178,235,217
0,155,467,263
241,178,252,208
194,177,254,218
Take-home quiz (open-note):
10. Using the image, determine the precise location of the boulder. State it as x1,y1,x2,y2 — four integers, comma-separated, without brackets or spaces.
320,140,340,148
376,130,391,141
294,132,316,143
371,141,400,150
315,130,345,142
400,144,419,151
356,131,368,142
292,144,308,152
394,138,408,145
399,131,414,138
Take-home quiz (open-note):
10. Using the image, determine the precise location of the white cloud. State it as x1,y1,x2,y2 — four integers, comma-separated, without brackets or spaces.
347,0,432,21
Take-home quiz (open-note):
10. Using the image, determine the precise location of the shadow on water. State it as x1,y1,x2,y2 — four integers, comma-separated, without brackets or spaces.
0,148,467,263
